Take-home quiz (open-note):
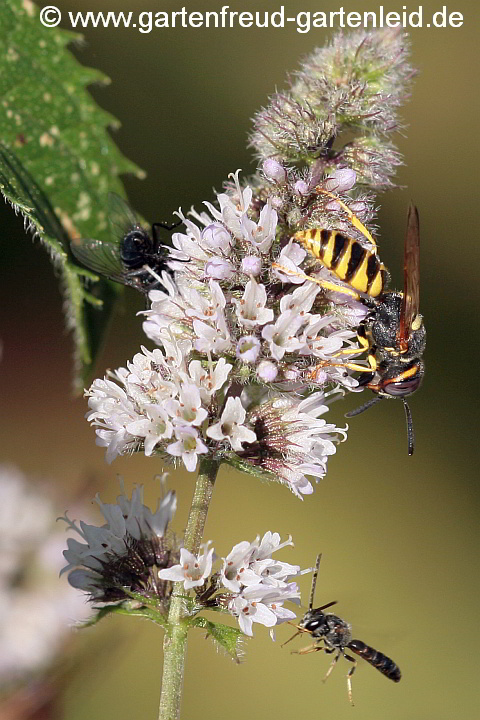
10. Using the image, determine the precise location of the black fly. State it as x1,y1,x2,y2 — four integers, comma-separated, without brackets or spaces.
71,193,184,293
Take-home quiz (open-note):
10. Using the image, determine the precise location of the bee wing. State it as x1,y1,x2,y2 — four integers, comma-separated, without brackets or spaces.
398,203,420,346
107,192,144,239
70,237,128,284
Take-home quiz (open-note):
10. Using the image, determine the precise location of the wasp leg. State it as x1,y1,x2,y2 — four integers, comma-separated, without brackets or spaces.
308,360,376,382
272,263,362,301
344,653,358,706
315,188,377,249
329,328,371,359
322,649,342,683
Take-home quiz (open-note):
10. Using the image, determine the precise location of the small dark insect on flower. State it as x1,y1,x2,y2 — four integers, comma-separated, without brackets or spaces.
71,193,185,293
283,555,401,705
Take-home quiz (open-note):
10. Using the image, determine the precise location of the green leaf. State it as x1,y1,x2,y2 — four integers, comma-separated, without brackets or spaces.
82,601,169,628
192,617,244,663
0,0,144,392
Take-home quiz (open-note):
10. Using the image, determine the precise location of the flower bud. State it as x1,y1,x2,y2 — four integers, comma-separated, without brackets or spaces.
202,224,232,251
294,180,309,196
241,255,262,276
205,257,235,280
263,158,286,183
257,360,278,382
324,168,356,192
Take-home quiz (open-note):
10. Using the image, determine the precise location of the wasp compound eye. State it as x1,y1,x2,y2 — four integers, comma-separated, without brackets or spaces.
382,374,422,398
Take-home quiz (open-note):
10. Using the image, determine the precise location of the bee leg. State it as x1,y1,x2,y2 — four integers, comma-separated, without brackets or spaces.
272,263,361,301
344,653,357,706
294,642,324,656
314,187,377,249
322,649,341,683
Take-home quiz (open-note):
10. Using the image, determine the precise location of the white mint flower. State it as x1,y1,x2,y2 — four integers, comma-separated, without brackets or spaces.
86,167,383,488
241,201,277,253
125,405,173,456
61,482,178,606
188,357,232,402
206,397,256,451
237,395,347,498
228,583,299,637
232,277,274,328
261,310,306,361
167,426,209,472
220,539,260,593
164,382,208,427
236,336,261,364
220,532,299,593
158,543,214,589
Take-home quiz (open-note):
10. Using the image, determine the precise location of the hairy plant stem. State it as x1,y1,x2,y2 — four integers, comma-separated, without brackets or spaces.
158,457,220,720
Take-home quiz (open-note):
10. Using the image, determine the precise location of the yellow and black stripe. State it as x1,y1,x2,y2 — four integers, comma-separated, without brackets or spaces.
294,228,387,298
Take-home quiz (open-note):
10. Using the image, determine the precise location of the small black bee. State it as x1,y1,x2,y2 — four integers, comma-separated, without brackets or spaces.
71,193,183,293
283,554,401,705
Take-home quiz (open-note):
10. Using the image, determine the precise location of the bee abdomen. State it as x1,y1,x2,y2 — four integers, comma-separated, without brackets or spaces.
348,640,401,682
294,229,386,298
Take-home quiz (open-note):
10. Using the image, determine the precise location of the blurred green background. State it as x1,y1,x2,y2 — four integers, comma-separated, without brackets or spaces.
1,0,479,718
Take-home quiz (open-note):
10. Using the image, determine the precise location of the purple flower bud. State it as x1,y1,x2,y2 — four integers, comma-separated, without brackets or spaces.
270,196,284,210
257,361,278,382
309,368,328,384
241,255,262,277
202,224,232,251
349,201,367,216
324,169,356,193
263,158,286,183
236,336,261,364
283,367,301,381
204,257,235,280
294,180,309,196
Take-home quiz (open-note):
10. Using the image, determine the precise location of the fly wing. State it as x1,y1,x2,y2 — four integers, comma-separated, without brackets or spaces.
398,203,420,347
107,192,144,239
70,237,128,284
0,143,71,251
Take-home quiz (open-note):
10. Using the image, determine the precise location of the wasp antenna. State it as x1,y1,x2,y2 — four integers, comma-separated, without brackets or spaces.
403,400,415,456
345,396,382,418
309,553,322,610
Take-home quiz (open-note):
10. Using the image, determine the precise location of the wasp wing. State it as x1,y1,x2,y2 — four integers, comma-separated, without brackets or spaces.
70,237,128,285
398,203,420,347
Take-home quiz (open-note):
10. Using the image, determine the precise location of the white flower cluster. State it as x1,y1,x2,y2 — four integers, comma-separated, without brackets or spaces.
0,466,91,686
143,171,364,391
159,531,305,637
61,481,178,604
86,171,363,494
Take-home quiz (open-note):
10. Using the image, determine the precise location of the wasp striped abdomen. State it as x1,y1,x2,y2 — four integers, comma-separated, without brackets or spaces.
348,639,402,682
294,228,387,298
